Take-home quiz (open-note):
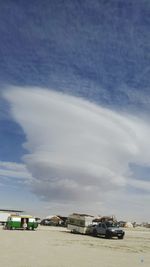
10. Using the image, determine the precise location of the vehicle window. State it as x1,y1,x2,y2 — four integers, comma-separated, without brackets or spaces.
106,221,118,227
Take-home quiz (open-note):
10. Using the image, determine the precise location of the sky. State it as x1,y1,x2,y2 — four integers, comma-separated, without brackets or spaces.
0,0,150,222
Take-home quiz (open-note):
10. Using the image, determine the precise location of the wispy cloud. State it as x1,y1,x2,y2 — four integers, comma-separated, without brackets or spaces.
0,161,32,186
3,87,150,218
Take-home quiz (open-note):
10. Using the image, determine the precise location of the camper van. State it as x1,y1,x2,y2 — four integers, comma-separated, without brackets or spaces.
5,215,38,230
67,213,94,234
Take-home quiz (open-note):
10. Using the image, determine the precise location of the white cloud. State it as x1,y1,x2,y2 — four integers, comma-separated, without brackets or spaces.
0,161,32,184
3,87,150,218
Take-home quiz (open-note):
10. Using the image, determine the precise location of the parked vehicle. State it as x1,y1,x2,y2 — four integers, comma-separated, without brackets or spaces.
4,215,38,230
67,213,94,234
90,221,125,239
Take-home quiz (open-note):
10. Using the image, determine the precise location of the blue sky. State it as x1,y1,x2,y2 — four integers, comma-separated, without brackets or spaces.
0,0,150,221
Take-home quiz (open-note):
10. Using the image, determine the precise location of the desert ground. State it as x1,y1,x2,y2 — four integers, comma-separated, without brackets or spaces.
0,225,149,267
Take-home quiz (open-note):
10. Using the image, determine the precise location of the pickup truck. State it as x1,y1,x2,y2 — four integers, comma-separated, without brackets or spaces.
90,221,125,239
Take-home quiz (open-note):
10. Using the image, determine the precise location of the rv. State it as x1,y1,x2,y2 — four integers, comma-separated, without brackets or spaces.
67,213,94,234
5,215,38,230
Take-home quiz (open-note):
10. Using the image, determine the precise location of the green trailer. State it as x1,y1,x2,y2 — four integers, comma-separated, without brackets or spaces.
5,215,38,230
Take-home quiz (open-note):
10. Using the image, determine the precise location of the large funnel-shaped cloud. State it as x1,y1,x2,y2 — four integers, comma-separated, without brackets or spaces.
4,87,150,203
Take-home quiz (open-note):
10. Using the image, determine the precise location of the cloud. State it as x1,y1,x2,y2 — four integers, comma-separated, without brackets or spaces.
3,87,150,210
0,161,32,186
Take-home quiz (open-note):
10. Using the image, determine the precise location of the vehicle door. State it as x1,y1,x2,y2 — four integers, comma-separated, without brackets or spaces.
96,222,102,234
101,223,106,235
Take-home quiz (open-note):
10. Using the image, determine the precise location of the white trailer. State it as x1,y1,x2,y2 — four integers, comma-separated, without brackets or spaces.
0,212,10,224
67,213,94,234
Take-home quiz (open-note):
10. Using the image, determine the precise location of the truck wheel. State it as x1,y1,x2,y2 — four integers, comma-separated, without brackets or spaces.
118,235,124,239
93,229,97,237
105,231,111,239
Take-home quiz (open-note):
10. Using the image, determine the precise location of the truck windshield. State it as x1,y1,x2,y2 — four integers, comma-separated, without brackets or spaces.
105,221,118,228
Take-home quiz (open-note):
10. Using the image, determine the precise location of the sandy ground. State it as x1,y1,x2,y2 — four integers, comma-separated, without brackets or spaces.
0,225,150,267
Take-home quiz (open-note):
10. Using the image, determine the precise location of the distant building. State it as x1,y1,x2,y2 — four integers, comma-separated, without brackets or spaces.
0,209,23,224
124,222,133,228
41,215,66,226
93,215,117,223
